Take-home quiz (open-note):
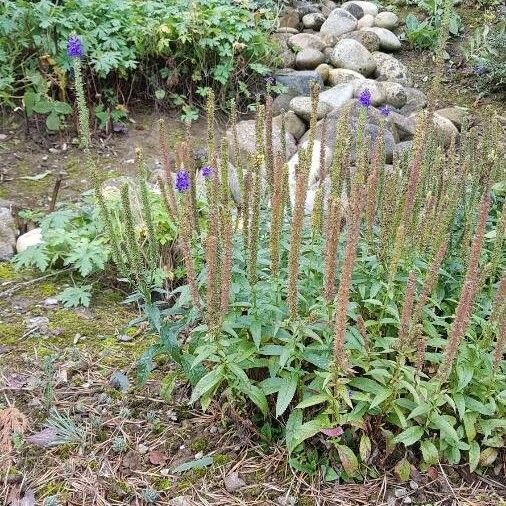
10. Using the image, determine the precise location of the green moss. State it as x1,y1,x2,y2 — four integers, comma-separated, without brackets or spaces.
0,322,25,344
36,282,59,297
213,453,231,466
190,437,209,452
0,262,19,281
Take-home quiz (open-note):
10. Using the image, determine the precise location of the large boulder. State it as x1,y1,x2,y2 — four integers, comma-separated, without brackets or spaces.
319,83,355,110
279,7,300,30
380,81,407,108
320,8,358,42
0,207,17,260
288,33,325,52
352,79,386,106
372,52,412,86
399,87,427,115
290,96,332,121
274,111,307,140
330,39,376,77
296,48,326,70
342,1,379,17
435,107,470,131
374,11,399,29
338,30,380,53
302,12,326,30
388,111,417,141
357,14,375,29
293,0,321,16
328,68,365,86
363,27,402,51
274,70,324,95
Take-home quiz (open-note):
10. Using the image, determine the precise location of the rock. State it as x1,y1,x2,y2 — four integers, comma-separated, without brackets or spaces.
435,106,470,130
274,70,324,95
360,124,395,162
43,297,59,307
293,0,321,16
110,371,130,392
343,2,364,20
276,494,298,506
276,27,299,35
374,11,399,29
315,63,332,83
352,79,386,106
373,52,412,86
389,111,416,141
363,27,401,51
323,46,334,63
302,12,326,30
339,30,380,52
380,81,407,108
16,227,42,254
0,207,17,260
169,496,193,506
357,14,375,29
224,472,247,493
296,48,325,70
399,87,427,115
330,39,376,77
274,111,307,140
272,91,298,115
320,8,358,41
432,113,460,145
26,316,50,331
290,96,332,121
228,118,297,162
288,33,325,52
279,7,300,30
342,1,379,17
272,33,296,68
328,68,365,86
320,84,355,111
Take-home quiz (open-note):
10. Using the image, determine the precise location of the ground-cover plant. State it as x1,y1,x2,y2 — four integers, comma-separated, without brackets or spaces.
0,0,277,127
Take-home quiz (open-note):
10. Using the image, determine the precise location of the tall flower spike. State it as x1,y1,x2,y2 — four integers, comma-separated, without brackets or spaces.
220,208,233,317
333,185,365,373
67,35,84,59
398,271,417,352
270,154,285,278
243,171,252,258
206,90,217,168
492,276,506,370
265,92,274,190
175,170,190,193
205,234,220,331
287,148,311,318
247,156,262,286
158,119,177,215
323,196,342,303
437,191,491,382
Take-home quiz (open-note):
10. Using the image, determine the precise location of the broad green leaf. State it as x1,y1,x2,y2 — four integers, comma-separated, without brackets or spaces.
394,458,411,482
369,387,391,409
359,434,371,462
431,415,459,444
285,409,303,453
337,444,359,476
463,412,477,442
393,426,424,446
468,441,480,473
408,402,431,420
274,378,297,418
349,377,385,394
190,365,225,404
173,456,213,473
296,394,327,409
290,417,328,453
420,439,439,465
250,320,262,349
237,382,268,417
160,372,178,402
46,111,61,130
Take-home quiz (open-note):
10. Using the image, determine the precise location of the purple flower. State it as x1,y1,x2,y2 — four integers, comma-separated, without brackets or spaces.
379,105,391,117
67,36,84,59
358,89,372,108
201,166,213,178
175,170,190,192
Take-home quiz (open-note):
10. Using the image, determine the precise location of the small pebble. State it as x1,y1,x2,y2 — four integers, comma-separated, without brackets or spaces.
43,297,58,307
109,371,129,392
194,451,204,459
138,444,149,454
409,480,419,490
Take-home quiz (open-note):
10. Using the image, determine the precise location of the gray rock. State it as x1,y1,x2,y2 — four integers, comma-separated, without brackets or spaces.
363,27,401,51
110,371,130,392
372,51,412,86
399,87,427,115
0,207,17,260
293,0,321,16
279,7,300,30
320,8,358,41
272,91,298,115
328,68,365,86
224,472,247,493
16,227,42,254
320,84,355,109
394,141,413,157
380,81,407,108
274,111,307,140
432,113,460,145
435,106,470,131
315,63,332,83
357,14,375,29
339,30,380,52
169,497,193,506
330,39,376,77
374,11,399,29
274,70,324,95
290,96,332,121
276,27,299,35
302,12,326,30
352,79,386,106
288,33,325,52
272,33,296,68
296,48,325,70
342,1,379,17
389,111,416,141
26,316,50,331
343,2,364,20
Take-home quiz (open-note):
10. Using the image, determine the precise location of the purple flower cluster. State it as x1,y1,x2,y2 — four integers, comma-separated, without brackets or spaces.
67,35,84,58
358,89,372,108
201,166,213,178
175,170,190,192
379,105,391,117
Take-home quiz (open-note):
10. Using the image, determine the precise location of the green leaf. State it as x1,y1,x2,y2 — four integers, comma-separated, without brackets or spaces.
296,394,328,409
479,447,498,466
337,444,359,476
359,434,371,462
468,441,480,473
236,381,268,417
189,365,225,405
46,111,61,130
393,426,424,446
420,439,439,465
57,285,92,308
369,387,391,409
408,402,431,420
53,101,72,114
394,458,411,482
33,99,52,114
431,415,459,444
276,375,298,418
173,456,213,473
160,372,178,402
285,409,303,453
250,320,262,349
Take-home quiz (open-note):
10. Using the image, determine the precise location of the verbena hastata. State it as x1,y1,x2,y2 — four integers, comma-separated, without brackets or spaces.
70,47,505,482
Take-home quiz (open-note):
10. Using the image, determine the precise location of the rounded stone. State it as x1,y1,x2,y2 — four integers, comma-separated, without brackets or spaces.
302,12,326,30
374,11,399,29
363,27,401,51
315,63,332,83
339,30,380,52
399,87,427,115
16,228,42,254
343,3,364,19
328,68,365,85
272,91,298,116
372,51,412,86
279,7,300,30
274,111,307,140
330,39,376,77
320,8,358,41
380,81,407,108
352,79,386,106
296,48,325,70
342,1,379,17
274,70,324,95
290,96,332,121
319,83,355,109
357,14,375,29
288,33,325,52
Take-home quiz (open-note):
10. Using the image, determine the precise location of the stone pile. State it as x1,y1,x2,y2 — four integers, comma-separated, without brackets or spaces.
228,0,465,211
